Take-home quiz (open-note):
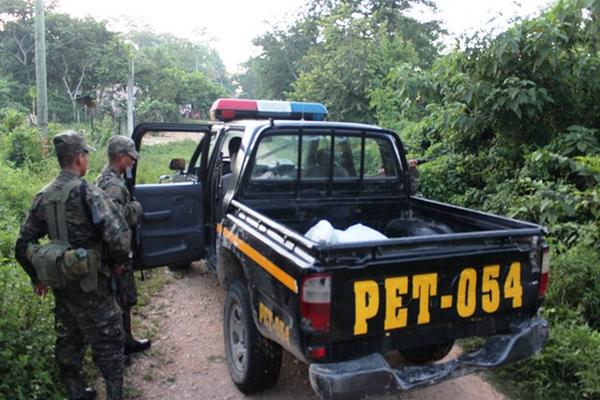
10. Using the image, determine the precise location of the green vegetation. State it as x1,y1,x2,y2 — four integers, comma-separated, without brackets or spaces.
2,0,600,398
238,0,600,398
0,0,231,128
0,112,178,399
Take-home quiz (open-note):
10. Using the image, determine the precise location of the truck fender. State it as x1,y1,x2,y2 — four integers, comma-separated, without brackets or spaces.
217,246,244,289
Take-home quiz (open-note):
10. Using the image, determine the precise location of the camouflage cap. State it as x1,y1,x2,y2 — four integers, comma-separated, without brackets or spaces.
53,131,93,158
107,135,139,160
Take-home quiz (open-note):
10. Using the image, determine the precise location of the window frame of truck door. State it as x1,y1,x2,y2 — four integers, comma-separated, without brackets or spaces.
128,122,212,270
194,124,247,261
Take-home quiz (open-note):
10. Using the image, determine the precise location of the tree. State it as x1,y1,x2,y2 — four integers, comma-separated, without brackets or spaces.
45,14,128,122
0,0,55,111
237,17,319,99
130,29,230,122
289,0,439,122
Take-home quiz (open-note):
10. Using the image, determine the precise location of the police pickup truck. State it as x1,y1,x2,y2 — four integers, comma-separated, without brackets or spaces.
129,99,549,400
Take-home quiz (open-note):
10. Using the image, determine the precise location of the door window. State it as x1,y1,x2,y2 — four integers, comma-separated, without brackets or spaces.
137,130,205,184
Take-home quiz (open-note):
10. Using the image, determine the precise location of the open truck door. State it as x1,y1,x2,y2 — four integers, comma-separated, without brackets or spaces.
129,123,212,269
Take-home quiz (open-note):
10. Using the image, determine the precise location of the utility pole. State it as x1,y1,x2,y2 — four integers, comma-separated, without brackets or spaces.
126,58,134,136
34,0,48,137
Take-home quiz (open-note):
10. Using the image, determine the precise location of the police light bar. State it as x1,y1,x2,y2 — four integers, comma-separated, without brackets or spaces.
210,98,328,121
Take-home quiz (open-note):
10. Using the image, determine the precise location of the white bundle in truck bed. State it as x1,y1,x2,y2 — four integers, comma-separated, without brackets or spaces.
305,220,387,244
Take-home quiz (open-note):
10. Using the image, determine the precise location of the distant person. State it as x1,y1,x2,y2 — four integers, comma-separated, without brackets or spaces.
96,136,151,359
15,131,131,400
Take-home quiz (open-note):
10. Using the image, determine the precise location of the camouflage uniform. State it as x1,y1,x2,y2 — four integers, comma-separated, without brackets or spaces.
96,165,142,310
15,133,131,400
95,135,149,355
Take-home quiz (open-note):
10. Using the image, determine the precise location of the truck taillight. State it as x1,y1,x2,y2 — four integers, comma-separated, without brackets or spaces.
300,273,331,333
539,247,550,297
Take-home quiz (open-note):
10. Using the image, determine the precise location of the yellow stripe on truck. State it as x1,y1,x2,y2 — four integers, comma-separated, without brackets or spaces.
218,224,298,294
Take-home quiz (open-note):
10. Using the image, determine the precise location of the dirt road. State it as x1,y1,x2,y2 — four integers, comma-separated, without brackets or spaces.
123,263,507,400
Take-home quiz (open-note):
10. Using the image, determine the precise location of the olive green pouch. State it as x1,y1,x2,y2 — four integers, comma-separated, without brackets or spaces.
61,248,89,281
79,247,101,292
27,240,71,290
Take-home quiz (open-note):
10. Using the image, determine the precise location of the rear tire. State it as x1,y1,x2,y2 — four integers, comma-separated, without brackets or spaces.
399,341,454,364
223,281,282,393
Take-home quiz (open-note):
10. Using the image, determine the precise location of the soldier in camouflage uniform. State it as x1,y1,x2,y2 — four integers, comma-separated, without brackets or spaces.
96,135,151,356
15,131,131,400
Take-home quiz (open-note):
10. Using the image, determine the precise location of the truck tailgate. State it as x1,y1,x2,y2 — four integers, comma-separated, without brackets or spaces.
327,243,542,353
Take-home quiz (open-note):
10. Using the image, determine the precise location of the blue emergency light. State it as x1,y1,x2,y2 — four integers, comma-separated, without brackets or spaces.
210,98,328,122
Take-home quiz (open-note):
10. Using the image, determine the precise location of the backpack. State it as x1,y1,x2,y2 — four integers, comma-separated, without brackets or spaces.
27,178,101,292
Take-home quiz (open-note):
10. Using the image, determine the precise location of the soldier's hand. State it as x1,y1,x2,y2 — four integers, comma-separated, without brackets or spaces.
408,159,418,170
33,282,48,296
114,264,125,277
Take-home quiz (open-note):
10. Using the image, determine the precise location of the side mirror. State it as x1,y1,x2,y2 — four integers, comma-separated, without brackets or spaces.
169,158,185,171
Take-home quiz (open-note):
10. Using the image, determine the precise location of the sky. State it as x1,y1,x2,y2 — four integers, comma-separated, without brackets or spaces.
56,0,554,73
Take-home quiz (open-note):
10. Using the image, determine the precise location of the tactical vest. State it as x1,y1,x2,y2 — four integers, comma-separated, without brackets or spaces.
27,178,101,292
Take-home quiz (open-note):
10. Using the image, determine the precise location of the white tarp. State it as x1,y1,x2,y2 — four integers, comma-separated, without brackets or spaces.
305,220,387,244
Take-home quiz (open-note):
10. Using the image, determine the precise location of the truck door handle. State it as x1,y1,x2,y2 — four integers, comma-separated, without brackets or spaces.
173,195,185,204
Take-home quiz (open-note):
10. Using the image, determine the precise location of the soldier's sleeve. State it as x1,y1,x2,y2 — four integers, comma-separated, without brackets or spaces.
87,185,132,264
100,180,127,213
14,194,47,283
102,180,142,226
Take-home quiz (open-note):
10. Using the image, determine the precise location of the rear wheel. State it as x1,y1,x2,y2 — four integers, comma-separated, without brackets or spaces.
223,281,282,393
399,341,454,364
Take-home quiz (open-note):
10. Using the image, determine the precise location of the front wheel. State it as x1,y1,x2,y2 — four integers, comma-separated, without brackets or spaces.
399,341,454,364
223,281,282,393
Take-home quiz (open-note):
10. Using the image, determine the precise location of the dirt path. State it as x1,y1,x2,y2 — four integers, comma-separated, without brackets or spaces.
123,263,507,400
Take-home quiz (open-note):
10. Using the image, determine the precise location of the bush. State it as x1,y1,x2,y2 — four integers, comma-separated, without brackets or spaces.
3,126,44,168
0,108,28,134
545,244,600,330
418,153,469,205
0,265,64,400
496,318,600,400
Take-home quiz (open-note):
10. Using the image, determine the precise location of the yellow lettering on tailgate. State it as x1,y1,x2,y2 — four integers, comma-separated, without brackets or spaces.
384,276,408,330
412,273,438,324
457,268,477,318
505,262,523,308
482,265,500,313
354,280,379,335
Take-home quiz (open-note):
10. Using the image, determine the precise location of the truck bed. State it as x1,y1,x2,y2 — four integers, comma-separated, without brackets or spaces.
244,196,542,242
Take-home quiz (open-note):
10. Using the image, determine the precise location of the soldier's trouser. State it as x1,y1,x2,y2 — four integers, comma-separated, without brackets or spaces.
54,277,125,400
116,264,138,344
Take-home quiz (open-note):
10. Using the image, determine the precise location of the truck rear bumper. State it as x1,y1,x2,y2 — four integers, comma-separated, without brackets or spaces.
309,316,548,400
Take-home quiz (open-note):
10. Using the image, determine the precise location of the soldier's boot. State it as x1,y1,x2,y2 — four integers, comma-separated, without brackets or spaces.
64,378,96,400
72,387,97,400
106,377,123,400
123,307,151,355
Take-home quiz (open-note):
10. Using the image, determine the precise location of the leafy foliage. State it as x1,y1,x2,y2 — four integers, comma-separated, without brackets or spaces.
0,1,232,126
496,319,600,399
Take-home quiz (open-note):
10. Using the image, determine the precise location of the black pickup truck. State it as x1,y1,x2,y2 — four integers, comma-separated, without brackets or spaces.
128,99,549,400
